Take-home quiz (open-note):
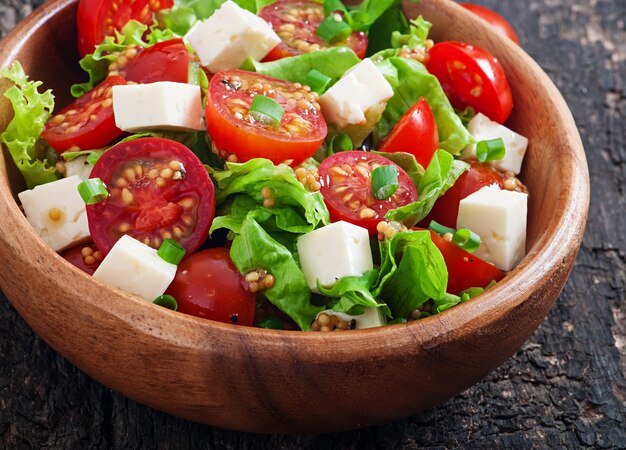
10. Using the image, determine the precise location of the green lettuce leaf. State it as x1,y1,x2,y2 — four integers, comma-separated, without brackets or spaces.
71,20,177,97
385,150,469,227
317,269,390,316
241,47,360,86
230,216,322,330
0,62,59,188
374,230,447,319
374,56,474,154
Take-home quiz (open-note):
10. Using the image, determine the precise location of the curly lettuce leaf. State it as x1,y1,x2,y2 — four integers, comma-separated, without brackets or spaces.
230,216,322,330
373,230,447,319
385,150,469,227
375,56,474,154
71,20,177,97
0,62,59,188
317,270,390,317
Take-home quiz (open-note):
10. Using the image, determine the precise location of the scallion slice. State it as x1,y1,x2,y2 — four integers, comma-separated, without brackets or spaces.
77,178,108,205
249,95,284,128
316,14,352,43
305,69,332,95
428,220,456,237
157,238,186,265
327,133,353,157
153,294,178,311
476,138,506,162
371,165,399,200
323,0,347,16
452,228,481,253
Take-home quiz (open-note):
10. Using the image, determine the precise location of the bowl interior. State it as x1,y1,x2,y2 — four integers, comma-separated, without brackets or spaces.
0,0,589,434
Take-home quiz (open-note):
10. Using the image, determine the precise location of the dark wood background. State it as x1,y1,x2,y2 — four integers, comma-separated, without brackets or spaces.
1,0,624,448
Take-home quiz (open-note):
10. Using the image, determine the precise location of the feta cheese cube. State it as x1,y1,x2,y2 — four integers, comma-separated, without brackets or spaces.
297,221,373,292
184,1,280,73
93,235,178,302
18,176,90,252
112,82,204,132
64,155,93,180
319,58,394,128
461,113,529,175
456,186,528,271
317,308,387,330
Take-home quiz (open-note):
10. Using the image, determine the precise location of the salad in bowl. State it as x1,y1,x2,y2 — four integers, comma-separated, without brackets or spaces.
2,0,531,332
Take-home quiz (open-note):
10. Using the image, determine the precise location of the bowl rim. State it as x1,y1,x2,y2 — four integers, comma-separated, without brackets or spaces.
0,0,589,382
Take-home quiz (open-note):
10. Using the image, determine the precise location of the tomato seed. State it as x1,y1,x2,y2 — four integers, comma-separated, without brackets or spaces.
101,98,113,108
333,185,348,194
341,164,354,175
342,193,353,203
81,246,94,257
118,223,130,233
123,167,136,181
156,177,166,188
359,208,376,219
173,226,184,238
178,197,194,209
182,215,194,226
148,169,159,179
160,168,173,179
161,230,172,239
470,86,484,97
348,200,361,210
115,178,128,188
134,165,143,177
121,188,134,205
329,166,348,176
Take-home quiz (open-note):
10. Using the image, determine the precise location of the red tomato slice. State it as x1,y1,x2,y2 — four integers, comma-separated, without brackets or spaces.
206,70,327,166
123,39,190,84
165,248,256,326
378,97,439,169
318,151,418,235
426,41,513,124
426,229,505,295
259,0,368,61
76,0,174,57
459,3,520,45
87,137,215,255
42,76,126,153
61,243,103,275
419,160,508,229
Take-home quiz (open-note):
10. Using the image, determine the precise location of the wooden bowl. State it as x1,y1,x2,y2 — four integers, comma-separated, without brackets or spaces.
0,0,589,434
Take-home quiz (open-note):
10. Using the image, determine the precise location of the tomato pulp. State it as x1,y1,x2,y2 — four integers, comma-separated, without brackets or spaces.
319,151,418,235
259,0,368,61
426,41,513,124
87,137,215,255
206,70,327,165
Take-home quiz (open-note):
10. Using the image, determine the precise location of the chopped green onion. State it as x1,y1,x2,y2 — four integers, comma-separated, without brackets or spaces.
77,178,108,205
371,165,399,200
476,138,506,162
249,95,284,128
452,228,481,253
346,10,371,31
153,295,178,311
428,220,456,236
257,316,284,330
157,238,186,265
316,14,352,43
305,69,332,95
86,150,105,166
323,0,347,16
327,133,353,157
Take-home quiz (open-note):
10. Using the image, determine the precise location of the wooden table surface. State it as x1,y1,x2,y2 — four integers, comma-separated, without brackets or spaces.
1,0,624,448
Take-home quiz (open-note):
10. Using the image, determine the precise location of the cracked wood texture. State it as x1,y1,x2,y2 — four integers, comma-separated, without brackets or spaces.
0,0,624,448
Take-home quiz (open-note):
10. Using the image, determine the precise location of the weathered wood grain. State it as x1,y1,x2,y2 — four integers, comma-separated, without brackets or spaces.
0,0,624,448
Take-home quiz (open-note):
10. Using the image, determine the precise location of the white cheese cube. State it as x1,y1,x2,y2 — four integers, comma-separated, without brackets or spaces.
297,221,373,293
456,186,528,271
319,58,394,128
112,82,204,132
18,176,90,252
317,308,387,330
93,235,178,302
64,155,93,180
461,113,529,175
184,1,280,73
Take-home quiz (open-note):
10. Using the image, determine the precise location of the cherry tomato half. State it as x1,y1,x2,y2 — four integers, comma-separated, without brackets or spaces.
123,39,190,84
76,0,174,57
165,248,256,326
459,3,520,45
378,97,439,169
425,229,505,294
42,76,126,153
259,0,368,61
419,160,508,229
426,41,513,124
319,151,418,234
61,243,103,275
206,70,327,166
87,137,215,255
